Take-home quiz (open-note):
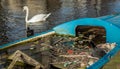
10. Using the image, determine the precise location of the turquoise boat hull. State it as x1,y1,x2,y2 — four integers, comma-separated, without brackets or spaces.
1,14,120,69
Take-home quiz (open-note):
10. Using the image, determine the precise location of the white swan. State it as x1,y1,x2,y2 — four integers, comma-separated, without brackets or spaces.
23,6,51,23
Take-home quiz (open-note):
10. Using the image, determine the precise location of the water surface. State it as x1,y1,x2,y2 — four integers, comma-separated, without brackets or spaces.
0,0,120,45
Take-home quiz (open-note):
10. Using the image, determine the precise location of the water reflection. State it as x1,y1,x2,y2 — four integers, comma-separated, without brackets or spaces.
0,3,8,45
0,0,120,45
100,0,120,15
88,0,102,16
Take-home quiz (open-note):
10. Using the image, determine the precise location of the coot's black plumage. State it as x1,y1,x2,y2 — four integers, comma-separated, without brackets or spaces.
88,41,106,58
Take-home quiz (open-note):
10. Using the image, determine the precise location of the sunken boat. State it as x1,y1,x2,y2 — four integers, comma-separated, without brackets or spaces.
0,14,120,69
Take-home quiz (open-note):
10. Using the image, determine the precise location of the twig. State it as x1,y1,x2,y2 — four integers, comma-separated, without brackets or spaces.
59,55,86,58
53,38,64,45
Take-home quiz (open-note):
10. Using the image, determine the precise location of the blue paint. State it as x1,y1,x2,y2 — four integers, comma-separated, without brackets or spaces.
97,14,119,20
0,30,54,49
53,15,120,69
87,44,120,69
53,18,120,43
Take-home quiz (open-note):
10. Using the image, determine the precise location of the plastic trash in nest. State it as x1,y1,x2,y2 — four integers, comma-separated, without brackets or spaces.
64,61,72,67
67,49,74,54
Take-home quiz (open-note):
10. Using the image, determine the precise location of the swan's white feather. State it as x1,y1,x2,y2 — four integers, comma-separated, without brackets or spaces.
27,14,49,23
23,6,51,23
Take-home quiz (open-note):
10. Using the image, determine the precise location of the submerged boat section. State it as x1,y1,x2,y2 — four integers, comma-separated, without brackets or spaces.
0,30,55,50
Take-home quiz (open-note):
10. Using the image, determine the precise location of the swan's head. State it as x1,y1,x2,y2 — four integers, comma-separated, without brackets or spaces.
23,6,28,11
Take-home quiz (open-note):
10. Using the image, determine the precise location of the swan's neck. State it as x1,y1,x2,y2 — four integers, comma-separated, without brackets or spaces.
25,7,29,23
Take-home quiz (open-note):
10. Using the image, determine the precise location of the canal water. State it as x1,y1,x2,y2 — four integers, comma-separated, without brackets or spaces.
0,0,120,45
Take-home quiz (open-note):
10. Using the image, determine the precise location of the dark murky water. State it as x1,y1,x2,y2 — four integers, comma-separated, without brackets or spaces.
0,0,120,45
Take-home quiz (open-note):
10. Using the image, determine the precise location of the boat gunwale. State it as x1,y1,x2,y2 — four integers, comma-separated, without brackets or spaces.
0,30,55,50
